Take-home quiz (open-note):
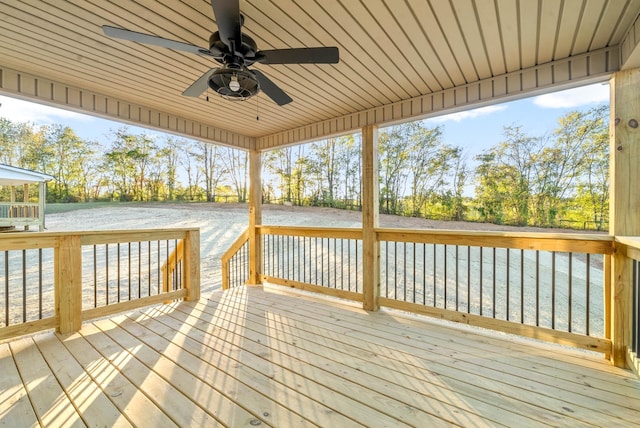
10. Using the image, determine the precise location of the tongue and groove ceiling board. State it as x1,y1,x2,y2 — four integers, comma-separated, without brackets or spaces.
1,0,639,150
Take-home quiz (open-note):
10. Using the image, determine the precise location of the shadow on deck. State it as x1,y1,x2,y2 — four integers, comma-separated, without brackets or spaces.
2,284,639,427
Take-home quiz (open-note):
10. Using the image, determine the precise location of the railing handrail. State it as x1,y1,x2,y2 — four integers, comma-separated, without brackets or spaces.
221,228,250,290
377,228,614,254
0,227,198,239
221,228,250,263
257,225,363,239
0,202,40,206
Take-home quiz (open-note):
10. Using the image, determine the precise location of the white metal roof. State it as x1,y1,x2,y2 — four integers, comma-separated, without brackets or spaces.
0,164,53,186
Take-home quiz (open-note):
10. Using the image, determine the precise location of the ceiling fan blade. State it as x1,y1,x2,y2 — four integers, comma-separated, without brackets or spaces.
183,68,216,97
256,47,339,64
210,0,242,50
102,25,217,57
253,69,293,106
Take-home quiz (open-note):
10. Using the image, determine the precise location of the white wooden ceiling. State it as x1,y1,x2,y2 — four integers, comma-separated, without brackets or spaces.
1,0,639,150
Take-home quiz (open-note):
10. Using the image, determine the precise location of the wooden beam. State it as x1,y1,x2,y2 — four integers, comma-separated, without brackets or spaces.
362,125,379,311
54,235,82,334
247,150,262,285
609,68,640,367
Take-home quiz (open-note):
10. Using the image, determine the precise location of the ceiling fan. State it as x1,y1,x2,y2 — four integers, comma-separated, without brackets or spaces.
102,0,339,106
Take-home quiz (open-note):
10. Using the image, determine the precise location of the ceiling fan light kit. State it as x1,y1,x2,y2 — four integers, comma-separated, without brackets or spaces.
102,0,339,106
208,66,259,101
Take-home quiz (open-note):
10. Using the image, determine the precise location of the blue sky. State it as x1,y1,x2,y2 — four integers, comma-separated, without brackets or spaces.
0,83,610,160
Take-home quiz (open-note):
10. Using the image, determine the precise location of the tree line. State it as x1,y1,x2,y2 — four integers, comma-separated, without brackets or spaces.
263,105,608,229
0,104,608,229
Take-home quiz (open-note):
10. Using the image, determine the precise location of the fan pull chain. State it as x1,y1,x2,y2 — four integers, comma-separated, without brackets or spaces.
256,95,260,121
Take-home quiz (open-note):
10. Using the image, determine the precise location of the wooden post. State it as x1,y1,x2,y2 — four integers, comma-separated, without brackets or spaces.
183,230,201,301
362,125,380,311
39,182,46,231
23,184,30,231
54,235,82,334
247,149,262,285
609,68,640,367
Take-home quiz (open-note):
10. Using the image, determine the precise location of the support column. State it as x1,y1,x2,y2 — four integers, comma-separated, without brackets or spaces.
362,125,380,311
610,68,640,367
55,235,82,334
39,182,46,231
247,149,262,285
23,183,29,231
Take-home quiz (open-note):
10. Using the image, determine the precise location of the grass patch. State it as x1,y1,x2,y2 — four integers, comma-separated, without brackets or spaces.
46,202,119,214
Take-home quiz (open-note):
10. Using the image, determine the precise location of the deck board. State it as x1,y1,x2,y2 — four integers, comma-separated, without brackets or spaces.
0,343,39,427
1,285,639,427
246,289,640,424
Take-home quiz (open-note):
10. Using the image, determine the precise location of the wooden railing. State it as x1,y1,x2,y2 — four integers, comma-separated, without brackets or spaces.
0,202,41,230
221,226,616,354
378,229,613,353
0,228,200,340
614,236,640,377
259,226,363,301
221,228,250,290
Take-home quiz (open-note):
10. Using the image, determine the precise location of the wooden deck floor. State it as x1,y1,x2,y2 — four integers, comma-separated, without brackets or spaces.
1,285,640,427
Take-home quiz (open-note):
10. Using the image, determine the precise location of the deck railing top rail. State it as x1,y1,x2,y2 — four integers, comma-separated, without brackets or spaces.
377,228,615,254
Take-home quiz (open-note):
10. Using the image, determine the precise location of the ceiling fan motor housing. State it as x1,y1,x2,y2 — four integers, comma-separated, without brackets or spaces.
208,66,260,100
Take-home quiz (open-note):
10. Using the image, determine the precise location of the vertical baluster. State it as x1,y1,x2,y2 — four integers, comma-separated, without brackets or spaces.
93,245,97,307
138,242,142,299
433,244,436,307
444,245,447,309
467,246,471,313
4,251,8,326
423,243,426,305
128,242,132,300
355,240,359,292
413,243,416,303
321,237,325,286
568,253,573,333
157,241,161,295
480,247,483,316
492,247,496,318
148,241,152,297
520,249,524,324
22,250,26,323
633,261,638,352
117,243,121,303
106,244,110,304
349,239,352,292
455,246,459,311
403,242,407,301
340,239,344,290
586,253,591,336
552,252,556,330
535,250,540,326
334,238,337,288
385,241,389,298
39,248,43,318
394,241,398,300
506,249,510,320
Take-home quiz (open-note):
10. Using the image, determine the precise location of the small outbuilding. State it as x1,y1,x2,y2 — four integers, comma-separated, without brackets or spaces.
0,164,52,232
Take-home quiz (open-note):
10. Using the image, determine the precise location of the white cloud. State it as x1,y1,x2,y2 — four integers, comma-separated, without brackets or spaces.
0,95,91,125
532,84,609,109
428,105,508,123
